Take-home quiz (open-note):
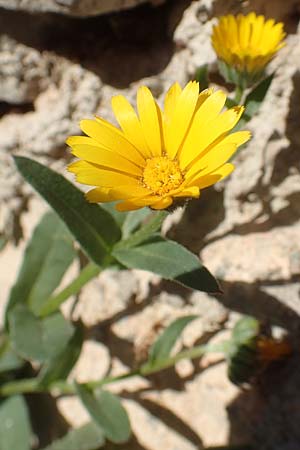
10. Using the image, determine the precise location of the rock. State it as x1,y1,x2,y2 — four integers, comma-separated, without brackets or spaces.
0,55,102,241
0,35,51,104
0,0,164,17
1,0,300,448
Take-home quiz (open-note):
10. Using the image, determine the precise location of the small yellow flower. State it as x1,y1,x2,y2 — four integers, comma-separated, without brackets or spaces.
67,82,250,212
212,13,285,81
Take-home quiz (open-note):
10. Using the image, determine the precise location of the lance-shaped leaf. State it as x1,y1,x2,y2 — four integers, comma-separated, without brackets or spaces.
113,236,220,294
9,305,74,363
121,208,151,239
6,211,75,319
235,73,274,130
118,210,167,249
39,321,84,386
0,336,23,373
148,315,198,366
0,395,32,450
194,64,209,91
41,422,105,450
14,156,121,267
75,384,131,444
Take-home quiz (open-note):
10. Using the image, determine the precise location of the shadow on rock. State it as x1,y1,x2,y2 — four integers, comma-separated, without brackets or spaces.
168,186,226,253
226,354,300,450
271,71,300,187
212,0,300,33
0,0,191,89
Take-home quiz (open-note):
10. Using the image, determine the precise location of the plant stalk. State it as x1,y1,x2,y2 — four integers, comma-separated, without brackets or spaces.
0,342,228,397
39,262,101,317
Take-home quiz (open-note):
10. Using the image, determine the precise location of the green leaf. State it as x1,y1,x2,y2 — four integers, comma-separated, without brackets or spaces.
194,64,209,90
225,97,238,109
6,211,75,319
113,236,220,293
0,337,23,373
235,73,274,130
149,315,198,365
39,322,84,386
232,316,260,345
101,202,126,228
227,317,260,385
41,422,105,450
14,156,121,267
244,73,274,118
0,395,32,450
121,208,151,239
75,385,131,444
118,210,167,249
8,305,74,363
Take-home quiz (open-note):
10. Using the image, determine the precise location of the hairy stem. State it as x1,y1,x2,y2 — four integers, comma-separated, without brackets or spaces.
39,263,101,317
0,342,228,397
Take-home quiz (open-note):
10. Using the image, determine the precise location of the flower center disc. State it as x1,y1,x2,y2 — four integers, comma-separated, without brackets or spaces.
142,156,183,195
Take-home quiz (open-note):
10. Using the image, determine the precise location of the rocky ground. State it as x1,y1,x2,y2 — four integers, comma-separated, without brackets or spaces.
1,0,300,449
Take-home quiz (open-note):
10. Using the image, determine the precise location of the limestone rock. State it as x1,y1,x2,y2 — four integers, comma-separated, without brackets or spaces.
0,35,51,104
0,0,164,17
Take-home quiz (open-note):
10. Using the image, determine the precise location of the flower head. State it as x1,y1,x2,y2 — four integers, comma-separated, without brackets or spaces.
211,13,285,83
67,82,250,212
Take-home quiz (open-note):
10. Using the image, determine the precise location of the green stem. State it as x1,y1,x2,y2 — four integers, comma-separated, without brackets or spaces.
0,342,229,397
234,85,244,104
39,263,101,317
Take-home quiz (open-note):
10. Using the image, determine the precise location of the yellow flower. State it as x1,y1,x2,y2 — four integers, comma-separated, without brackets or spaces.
212,13,285,80
67,82,250,212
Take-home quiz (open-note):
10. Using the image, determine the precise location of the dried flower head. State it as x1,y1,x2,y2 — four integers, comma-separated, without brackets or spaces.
67,82,250,211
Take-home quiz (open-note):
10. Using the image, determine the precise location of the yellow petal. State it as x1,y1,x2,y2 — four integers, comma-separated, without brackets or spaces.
164,81,199,160
85,187,114,203
184,106,244,171
187,163,235,189
109,184,151,200
249,14,265,48
67,136,102,147
111,95,151,158
70,144,142,177
80,119,145,166
151,196,173,210
211,13,285,74
164,82,182,123
116,195,160,211
185,130,250,180
137,86,163,157
171,186,200,198
178,90,227,169
185,142,238,184
68,160,138,187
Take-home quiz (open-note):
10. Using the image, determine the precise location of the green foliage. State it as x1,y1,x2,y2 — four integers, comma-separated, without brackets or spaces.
113,236,220,293
41,422,105,450
6,211,75,319
235,73,274,129
121,208,151,239
8,305,74,363
117,210,167,249
226,316,260,385
231,316,260,346
0,395,32,450
148,315,198,366
75,385,131,444
194,64,209,90
0,337,23,374
14,156,121,267
2,156,238,448
14,156,219,295
38,321,84,386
